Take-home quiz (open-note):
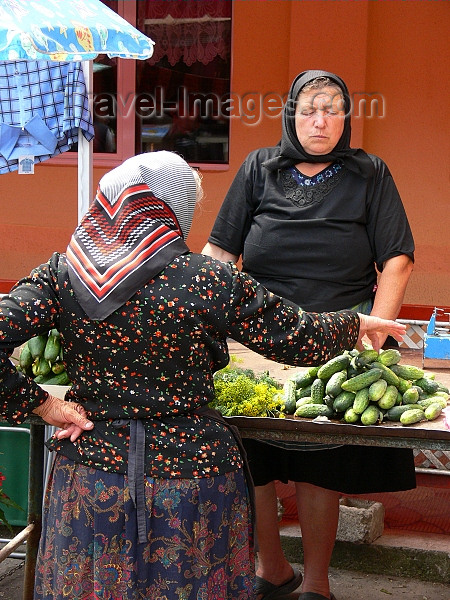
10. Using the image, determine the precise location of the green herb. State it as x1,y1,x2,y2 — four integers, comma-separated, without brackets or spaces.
211,361,283,418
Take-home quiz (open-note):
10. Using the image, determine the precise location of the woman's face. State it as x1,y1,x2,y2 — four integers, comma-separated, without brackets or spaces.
294,85,345,155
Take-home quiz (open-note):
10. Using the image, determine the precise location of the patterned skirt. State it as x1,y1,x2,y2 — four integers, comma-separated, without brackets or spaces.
34,455,255,600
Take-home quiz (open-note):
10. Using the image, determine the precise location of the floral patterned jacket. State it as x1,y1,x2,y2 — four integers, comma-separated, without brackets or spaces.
0,253,359,478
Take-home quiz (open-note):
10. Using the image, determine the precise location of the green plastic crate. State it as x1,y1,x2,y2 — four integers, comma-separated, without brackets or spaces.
0,424,29,526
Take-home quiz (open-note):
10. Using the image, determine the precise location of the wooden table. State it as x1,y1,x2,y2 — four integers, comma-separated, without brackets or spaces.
225,341,450,451
226,413,450,452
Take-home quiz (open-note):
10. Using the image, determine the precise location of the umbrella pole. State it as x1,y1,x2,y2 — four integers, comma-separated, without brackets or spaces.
78,61,94,221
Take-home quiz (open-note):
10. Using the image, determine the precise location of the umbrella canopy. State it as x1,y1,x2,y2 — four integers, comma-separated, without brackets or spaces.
0,0,154,61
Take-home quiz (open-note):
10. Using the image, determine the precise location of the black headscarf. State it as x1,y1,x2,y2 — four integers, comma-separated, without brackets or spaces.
262,69,374,177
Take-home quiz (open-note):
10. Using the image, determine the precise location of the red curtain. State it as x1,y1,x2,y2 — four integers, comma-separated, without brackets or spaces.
139,0,232,67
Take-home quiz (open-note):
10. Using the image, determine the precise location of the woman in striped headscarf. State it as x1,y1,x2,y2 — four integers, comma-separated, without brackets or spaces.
0,151,406,600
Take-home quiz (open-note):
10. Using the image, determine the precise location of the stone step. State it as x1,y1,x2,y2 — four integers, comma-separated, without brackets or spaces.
280,523,450,584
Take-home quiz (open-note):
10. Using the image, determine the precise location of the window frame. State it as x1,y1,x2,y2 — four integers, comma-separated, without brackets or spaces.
48,0,231,172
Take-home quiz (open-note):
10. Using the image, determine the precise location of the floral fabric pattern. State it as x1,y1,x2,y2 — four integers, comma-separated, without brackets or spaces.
35,455,255,600
0,250,360,599
0,252,359,479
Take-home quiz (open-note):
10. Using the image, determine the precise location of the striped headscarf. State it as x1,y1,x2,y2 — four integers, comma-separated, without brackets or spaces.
67,151,197,320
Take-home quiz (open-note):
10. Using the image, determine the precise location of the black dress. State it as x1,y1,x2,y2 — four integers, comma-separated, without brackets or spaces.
208,147,416,493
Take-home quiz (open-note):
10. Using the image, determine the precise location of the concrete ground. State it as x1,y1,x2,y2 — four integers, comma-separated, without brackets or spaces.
288,565,450,600
1,554,449,599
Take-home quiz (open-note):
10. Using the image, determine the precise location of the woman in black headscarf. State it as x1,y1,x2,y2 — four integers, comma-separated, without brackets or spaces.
203,70,415,600
0,150,407,600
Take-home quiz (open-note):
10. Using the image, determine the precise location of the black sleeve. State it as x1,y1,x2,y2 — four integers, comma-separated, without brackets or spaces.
224,261,360,367
365,156,415,271
207,158,255,257
207,147,282,257
0,254,61,424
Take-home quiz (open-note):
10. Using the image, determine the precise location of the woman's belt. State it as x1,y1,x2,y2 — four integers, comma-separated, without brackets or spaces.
112,418,147,544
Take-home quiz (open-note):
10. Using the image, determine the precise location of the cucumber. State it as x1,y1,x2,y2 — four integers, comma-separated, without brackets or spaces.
32,356,51,377
431,391,449,401
296,384,313,400
414,377,439,395
332,390,356,413
436,382,449,394
33,373,55,384
291,367,318,389
296,396,315,408
400,408,425,425
402,386,420,404
44,332,61,362
347,356,364,378
325,370,347,398
28,334,48,359
368,361,400,387
352,387,370,414
344,407,360,423
424,403,443,421
417,396,447,410
294,404,334,419
282,379,297,414
310,378,325,404
355,349,379,367
391,364,424,381
316,354,350,380
341,368,383,393
378,348,402,366
396,377,412,395
377,385,398,410
385,404,423,421
51,361,66,375
19,342,33,369
36,371,71,386
418,390,449,402
360,404,380,425
368,378,388,402
324,395,335,409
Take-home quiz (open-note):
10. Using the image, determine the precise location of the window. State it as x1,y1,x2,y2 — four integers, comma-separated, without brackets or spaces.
92,54,117,154
70,0,232,166
135,1,232,164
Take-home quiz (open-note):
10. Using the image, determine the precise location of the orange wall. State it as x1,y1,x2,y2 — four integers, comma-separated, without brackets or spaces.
1,0,448,309
363,1,450,307
0,165,79,277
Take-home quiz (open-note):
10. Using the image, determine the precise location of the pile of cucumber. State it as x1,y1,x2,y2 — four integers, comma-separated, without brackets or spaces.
17,329,71,385
283,348,449,426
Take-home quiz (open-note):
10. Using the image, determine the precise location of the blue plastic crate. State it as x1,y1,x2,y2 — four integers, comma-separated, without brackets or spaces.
423,308,450,362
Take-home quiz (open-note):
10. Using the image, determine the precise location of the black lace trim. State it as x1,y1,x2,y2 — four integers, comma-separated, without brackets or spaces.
281,166,346,207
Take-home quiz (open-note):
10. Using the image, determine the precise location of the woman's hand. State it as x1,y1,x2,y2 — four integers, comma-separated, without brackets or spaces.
356,313,406,352
368,254,414,349
32,395,93,442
